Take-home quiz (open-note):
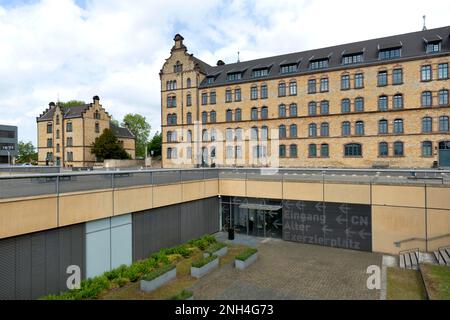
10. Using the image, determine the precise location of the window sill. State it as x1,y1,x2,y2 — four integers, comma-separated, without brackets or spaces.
420,79,432,83
308,92,317,95
344,156,363,158
392,82,404,86
377,84,388,88
354,87,365,90
320,90,329,93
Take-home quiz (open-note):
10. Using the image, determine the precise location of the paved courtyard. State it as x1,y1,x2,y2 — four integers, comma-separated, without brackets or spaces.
190,233,382,300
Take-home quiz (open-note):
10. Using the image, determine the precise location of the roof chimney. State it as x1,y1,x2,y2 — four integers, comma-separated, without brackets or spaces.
93,95,100,103
422,15,427,31
49,102,56,107
217,60,225,66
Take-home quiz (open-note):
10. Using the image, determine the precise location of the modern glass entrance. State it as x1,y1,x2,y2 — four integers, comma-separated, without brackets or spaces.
221,196,283,239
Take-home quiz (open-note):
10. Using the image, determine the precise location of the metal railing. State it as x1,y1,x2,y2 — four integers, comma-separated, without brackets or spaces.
0,167,449,200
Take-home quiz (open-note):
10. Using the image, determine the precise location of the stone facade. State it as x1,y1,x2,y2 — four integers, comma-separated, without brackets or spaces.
160,32,450,169
37,97,135,167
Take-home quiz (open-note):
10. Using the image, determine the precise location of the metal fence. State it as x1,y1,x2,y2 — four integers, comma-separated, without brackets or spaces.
0,167,449,200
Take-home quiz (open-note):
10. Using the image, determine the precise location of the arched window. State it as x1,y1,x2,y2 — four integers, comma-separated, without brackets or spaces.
167,95,177,108
290,124,297,138
202,129,208,141
439,116,449,131
167,148,173,159
261,107,268,120
394,141,404,156
344,143,362,157
202,111,208,124
308,102,317,116
320,122,329,137
422,141,433,157
94,110,100,120
251,85,258,100
279,125,286,139
309,144,317,158
261,126,268,140
210,110,217,123
355,97,364,112
278,82,286,97
167,131,173,142
226,109,233,122
341,98,350,113
56,115,60,125
422,91,432,107
226,128,234,141
394,119,404,134
379,119,388,134
186,93,192,106
251,127,258,140
342,121,351,136
186,112,192,124
320,144,329,158
187,130,192,143
289,103,297,117
261,84,268,99
174,61,182,73
439,89,449,106
47,122,53,134
379,142,389,157
235,108,242,121
186,78,191,88
320,100,329,115
211,147,216,158
210,129,217,142
290,144,298,158
309,123,317,137
393,94,403,109
279,104,286,118
235,128,243,141
279,145,286,158
378,95,388,110
422,117,433,132
289,81,297,96
251,107,258,120
95,122,100,133
355,121,364,135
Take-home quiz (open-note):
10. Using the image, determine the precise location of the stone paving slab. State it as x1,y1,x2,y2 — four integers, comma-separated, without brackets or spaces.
190,236,382,300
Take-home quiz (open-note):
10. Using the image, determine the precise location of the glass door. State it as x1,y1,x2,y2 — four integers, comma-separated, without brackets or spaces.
265,210,283,239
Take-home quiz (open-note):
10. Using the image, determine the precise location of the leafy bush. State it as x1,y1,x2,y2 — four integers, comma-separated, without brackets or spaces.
161,245,191,258
188,235,217,250
143,264,176,282
169,290,193,300
112,277,130,288
104,264,128,281
150,252,170,265
235,248,258,261
192,255,218,269
205,242,226,255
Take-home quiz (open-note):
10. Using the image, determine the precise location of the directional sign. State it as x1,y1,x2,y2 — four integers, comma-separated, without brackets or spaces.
283,200,372,252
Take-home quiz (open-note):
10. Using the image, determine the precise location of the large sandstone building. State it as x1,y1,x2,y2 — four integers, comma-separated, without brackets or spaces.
37,96,135,167
160,26,450,168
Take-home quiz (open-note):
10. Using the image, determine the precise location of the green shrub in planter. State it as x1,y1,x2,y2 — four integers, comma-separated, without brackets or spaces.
192,255,218,268
151,252,170,265
235,248,258,261
205,242,226,255
189,235,217,250
170,290,193,300
161,245,191,258
143,264,176,282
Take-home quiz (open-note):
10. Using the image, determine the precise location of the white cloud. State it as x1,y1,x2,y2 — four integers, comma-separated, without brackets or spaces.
0,0,449,144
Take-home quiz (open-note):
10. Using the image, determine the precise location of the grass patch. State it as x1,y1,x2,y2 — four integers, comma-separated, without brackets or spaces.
192,255,218,268
143,264,176,282
169,290,193,300
386,267,427,300
235,248,258,262
205,242,226,255
420,263,450,300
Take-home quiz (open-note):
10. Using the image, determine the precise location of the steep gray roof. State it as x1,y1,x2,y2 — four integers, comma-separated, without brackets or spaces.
37,103,91,122
110,122,135,139
199,25,450,88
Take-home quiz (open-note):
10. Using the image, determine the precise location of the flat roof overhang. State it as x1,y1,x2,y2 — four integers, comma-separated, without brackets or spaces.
239,204,282,211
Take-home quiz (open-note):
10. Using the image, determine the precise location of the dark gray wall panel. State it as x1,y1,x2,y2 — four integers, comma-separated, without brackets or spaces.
0,224,85,300
0,239,15,300
133,197,220,261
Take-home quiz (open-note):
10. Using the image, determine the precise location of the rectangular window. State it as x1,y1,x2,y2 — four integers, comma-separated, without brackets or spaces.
210,92,216,104
341,75,350,90
252,68,269,78
354,73,364,89
206,77,214,84
235,146,242,159
320,101,329,115
186,94,192,106
67,137,73,147
226,146,234,159
426,41,441,53
378,71,388,86
251,87,258,100
0,130,15,138
47,139,53,148
308,79,316,94
342,53,363,65
278,83,286,97
289,82,297,96
280,64,297,74
47,123,53,134
201,93,208,105
393,69,403,85
438,63,449,80
379,47,401,60
167,96,177,108
227,72,242,81
310,58,329,70
226,90,232,103
421,65,432,81
320,78,329,92
261,85,268,99
66,123,72,133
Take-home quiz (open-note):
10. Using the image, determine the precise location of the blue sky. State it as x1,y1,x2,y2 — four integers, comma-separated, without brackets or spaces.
0,0,449,146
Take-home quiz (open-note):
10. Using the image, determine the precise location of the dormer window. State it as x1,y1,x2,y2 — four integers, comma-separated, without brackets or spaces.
280,64,297,74
342,53,363,65
309,58,329,70
227,72,242,81
207,76,215,84
252,68,269,78
426,40,441,53
173,61,183,73
378,47,401,60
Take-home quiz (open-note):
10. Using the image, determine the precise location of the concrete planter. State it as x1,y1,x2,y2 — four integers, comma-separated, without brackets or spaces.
203,246,228,258
235,252,258,270
140,268,176,293
191,258,219,278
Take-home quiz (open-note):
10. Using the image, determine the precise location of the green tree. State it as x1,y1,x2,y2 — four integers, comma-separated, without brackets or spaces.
121,114,150,158
90,129,131,161
147,132,162,157
58,100,86,108
16,141,38,164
